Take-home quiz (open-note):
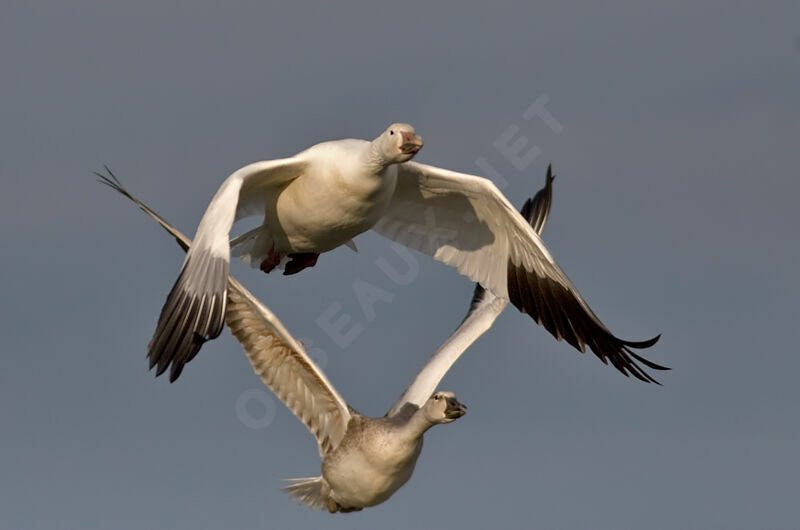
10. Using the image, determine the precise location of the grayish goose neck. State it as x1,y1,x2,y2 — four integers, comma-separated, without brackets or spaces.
400,408,438,441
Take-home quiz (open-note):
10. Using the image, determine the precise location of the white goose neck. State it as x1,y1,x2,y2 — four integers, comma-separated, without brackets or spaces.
365,139,392,173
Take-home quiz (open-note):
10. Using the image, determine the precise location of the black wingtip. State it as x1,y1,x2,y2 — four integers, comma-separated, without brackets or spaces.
506,164,667,384
520,197,534,221
145,254,228,382
95,165,121,188
628,348,670,371
168,360,186,383
508,256,668,384
622,333,661,349
520,164,555,232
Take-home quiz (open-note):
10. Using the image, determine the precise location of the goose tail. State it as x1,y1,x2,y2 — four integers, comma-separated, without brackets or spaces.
282,476,329,511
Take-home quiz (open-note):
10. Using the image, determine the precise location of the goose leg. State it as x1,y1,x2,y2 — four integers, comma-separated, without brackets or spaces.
259,245,282,274
284,252,319,275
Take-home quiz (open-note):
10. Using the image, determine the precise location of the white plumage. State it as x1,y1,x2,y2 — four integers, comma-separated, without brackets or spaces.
109,123,663,384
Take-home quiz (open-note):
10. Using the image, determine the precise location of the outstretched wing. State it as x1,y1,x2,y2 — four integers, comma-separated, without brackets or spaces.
98,170,351,456
225,279,351,457
390,166,555,415
131,158,306,382
373,162,663,382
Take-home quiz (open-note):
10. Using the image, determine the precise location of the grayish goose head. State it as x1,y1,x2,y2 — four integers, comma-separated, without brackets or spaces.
374,123,423,164
423,391,467,424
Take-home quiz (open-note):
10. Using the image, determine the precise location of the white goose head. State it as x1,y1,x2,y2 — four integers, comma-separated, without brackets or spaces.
422,391,467,424
373,123,423,164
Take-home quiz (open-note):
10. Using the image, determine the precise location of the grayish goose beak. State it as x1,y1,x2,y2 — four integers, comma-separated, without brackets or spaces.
400,131,423,154
444,397,467,419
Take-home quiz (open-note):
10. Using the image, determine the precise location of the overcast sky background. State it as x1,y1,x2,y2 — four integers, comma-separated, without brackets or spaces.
2,2,799,529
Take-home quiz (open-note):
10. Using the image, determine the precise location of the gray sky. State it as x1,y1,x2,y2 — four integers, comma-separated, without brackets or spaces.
2,2,799,529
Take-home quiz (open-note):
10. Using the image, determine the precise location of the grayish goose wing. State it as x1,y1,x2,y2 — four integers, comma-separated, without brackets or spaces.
126,158,306,382
374,163,664,382
98,170,351,456
224,280,351,457
389,167,555,415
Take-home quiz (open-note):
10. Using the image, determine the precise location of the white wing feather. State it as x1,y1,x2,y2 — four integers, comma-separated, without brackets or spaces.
147,157,307,381
388,170,553,415
388,293,508,415
374,161,663,382
373,160,561,298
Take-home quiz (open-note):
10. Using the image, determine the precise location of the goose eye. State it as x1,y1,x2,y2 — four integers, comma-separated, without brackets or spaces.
390,130,394,135
434,394,440,400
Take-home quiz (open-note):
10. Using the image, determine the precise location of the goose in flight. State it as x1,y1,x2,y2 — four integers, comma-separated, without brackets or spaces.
100,168,609,512
100,124,661,383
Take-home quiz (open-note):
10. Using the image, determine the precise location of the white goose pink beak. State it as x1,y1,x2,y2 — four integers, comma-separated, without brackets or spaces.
400,131,423,155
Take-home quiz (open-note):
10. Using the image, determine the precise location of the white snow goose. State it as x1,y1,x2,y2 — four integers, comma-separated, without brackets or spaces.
98,123,662,382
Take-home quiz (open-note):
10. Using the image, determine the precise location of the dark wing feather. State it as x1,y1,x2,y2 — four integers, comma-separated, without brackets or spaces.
97,167,226,382
462,164,666,383
147,254,228,382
